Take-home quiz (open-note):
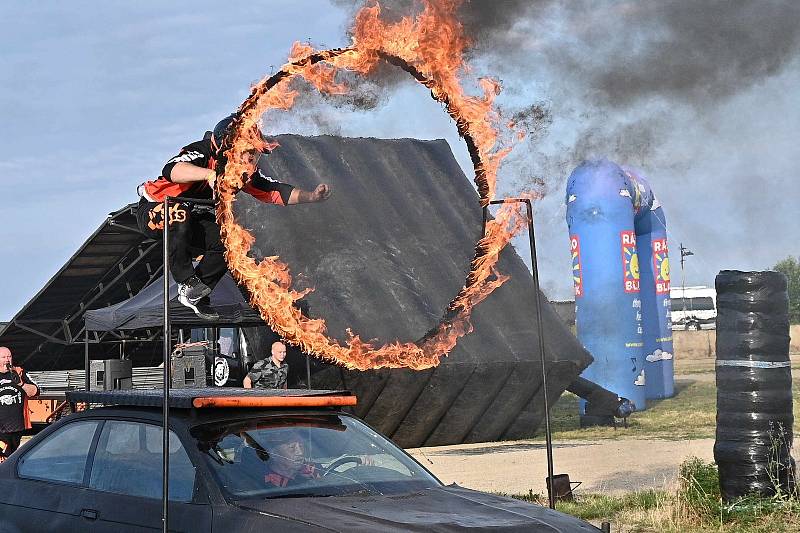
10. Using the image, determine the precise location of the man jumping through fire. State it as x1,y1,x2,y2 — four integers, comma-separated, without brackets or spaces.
136,114,331,319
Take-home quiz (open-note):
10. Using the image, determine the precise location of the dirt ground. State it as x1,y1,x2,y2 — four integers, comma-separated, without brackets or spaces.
407,329,800,497
407,436,715,496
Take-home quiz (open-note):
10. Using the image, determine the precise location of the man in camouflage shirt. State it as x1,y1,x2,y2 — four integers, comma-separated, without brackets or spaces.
243,342,289,389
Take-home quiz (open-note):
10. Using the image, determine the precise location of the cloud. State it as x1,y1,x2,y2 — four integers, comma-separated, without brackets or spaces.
646,349,673,363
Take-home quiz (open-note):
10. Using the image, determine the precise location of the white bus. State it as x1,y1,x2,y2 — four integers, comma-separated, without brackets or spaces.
670,286,717,330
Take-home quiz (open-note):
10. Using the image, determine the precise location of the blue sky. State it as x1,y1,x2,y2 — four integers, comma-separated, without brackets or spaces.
0,2,349,319
2,1,798,320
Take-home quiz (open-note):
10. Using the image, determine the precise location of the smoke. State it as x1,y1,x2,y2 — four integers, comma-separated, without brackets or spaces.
328,0,800,174
325,0,800,298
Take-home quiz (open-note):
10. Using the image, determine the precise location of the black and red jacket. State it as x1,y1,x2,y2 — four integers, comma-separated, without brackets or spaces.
140,138,294,205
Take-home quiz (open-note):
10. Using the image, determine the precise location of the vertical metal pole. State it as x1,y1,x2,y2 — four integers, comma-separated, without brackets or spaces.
680,242,687,315
162,197,171,533
306,355,312,390
482,199,556,509
84,329,90,391
525,199,556,510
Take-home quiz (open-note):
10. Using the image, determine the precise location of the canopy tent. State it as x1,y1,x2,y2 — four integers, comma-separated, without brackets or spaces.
84,272,264,331
0,204,166,371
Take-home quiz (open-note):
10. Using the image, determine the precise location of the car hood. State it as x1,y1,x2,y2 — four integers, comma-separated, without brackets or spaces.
236,484,600,532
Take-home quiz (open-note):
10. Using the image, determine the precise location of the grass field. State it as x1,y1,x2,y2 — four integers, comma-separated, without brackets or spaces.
509,458,800,533
533,372,800,442
541,378,718,441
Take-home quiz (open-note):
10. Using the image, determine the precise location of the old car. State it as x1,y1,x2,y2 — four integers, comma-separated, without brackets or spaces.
0,389,600,532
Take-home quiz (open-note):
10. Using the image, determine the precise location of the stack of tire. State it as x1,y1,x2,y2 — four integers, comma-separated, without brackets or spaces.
714,270,795,501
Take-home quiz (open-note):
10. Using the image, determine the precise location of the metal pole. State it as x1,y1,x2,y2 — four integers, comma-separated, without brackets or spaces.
84,329,90,391
162,197,171,533
482,199,556,509
524,199,556,510
680,243,687,315
306,355,312,390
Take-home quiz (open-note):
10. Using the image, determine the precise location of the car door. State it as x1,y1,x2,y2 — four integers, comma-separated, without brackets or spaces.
82,419,212,532
0,419,102,533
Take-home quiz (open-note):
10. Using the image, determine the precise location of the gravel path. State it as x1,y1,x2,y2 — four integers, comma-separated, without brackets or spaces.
407,438,715,496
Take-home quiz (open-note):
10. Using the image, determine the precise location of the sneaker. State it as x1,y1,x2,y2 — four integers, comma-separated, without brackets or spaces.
178,295,219,321
177,277,218,320
177,275,212,301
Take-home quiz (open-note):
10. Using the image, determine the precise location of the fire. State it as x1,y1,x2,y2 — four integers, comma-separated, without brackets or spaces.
216,0,529,370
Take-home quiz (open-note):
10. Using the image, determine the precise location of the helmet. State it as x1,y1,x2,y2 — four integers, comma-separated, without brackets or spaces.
211,113,238,153
211,113,272,155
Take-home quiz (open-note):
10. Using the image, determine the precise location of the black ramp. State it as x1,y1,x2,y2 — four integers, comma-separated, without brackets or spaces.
390,362,478,446
465,362,539,443
362,369,435,436
345,370,393,419
234,135,592,447
503,363,576,440
423,363,513,446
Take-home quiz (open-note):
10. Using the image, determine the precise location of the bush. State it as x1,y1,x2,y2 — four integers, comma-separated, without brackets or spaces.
773,256,800,324
678,457,721,521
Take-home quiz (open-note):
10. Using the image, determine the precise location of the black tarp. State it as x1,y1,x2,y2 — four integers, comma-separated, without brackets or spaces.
84,272,264,331
232,135,593,447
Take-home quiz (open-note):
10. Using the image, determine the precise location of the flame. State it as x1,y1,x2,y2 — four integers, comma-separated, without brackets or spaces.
216,0,530,370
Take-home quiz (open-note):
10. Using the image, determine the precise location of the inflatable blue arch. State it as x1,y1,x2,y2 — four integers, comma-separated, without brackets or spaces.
566,159,674,414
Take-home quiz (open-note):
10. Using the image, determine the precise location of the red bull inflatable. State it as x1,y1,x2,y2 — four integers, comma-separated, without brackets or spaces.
566,160,674,420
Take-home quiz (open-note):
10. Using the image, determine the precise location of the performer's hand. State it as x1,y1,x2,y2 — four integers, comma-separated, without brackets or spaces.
311,184,331,202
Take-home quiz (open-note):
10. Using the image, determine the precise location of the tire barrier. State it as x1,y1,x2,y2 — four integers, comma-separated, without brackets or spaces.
714,270,796,501
566,160,674,418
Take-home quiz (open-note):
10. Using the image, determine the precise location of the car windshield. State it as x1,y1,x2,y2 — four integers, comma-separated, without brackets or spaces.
192,414,441,500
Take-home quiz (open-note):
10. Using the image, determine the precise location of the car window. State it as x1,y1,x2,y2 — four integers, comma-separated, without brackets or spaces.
88,420,196,503
671,297,715,312
194,414,440,499
18,420,100,484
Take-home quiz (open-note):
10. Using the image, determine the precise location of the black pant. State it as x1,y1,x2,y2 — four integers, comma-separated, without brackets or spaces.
136,199,227,288
0,432,22,458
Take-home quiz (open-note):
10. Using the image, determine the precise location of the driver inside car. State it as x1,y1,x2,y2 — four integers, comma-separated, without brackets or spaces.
243,428,377,488
259,429,321,488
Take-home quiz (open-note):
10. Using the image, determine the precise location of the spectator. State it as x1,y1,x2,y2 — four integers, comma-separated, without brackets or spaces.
243,342,289,389
0,347,39,461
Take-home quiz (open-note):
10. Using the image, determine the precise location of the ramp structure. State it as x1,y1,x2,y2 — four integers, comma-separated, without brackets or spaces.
234,135,592,447
1,136,592,447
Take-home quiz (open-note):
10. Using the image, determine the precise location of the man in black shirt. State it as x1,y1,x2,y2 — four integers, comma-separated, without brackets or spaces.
137,114,331,319
0,347,39,460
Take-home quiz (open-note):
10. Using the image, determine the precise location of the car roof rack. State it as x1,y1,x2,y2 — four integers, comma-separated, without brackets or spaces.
66,388,357,409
